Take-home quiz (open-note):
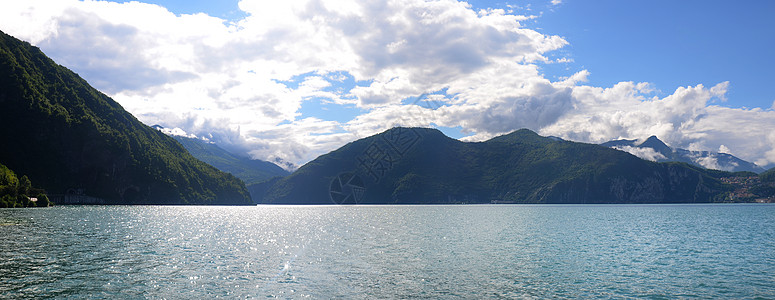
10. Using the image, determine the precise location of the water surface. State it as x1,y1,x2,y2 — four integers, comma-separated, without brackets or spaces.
1,204,773,298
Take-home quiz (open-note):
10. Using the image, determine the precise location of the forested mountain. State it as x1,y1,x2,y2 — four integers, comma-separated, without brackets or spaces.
0,30,251,205
750,167,775,201
169,135,289,186
762,167,775,183
259,127,735,204
169,134,289,202
602,136,765,173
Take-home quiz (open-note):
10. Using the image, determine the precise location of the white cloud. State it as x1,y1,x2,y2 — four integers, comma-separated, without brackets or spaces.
762,131,775,168
1,0,774,169
612,146,667,162
158,127,197,139
541,82,775,167
718,145,732,155
0,0,569,165
693,155,721,171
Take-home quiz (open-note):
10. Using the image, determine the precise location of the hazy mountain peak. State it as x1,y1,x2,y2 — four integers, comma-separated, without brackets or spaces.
170,135,289,186
638,136,671,155
258,128,733,204
602,135,764,173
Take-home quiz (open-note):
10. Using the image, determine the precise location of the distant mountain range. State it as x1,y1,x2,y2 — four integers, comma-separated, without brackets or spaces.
601,136,765,173
162,132,289,185
160,132,290,202
257,127,738,204
3,28,771,206
0,30,251,205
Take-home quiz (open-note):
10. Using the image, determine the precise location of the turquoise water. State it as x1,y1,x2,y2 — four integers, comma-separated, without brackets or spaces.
1,204,774,298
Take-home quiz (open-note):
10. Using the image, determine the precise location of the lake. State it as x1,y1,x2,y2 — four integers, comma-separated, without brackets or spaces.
1,204,774,298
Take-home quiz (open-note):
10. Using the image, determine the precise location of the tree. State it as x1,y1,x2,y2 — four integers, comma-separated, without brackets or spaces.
0,194,12,208
19,175,31,196
35,194,50,207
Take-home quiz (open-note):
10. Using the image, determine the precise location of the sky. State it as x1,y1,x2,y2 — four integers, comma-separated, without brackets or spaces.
1,0,774,170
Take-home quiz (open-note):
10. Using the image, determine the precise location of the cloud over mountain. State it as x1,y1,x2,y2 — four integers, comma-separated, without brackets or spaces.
1,0,773,168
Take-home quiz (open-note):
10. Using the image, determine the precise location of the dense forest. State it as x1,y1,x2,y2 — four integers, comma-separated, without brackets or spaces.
0,30,251,205
259,127,739,204
0,163,50,207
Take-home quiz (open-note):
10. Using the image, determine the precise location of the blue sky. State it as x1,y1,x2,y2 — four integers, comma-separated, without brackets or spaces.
135,0,775,141
2,0,774,169
142,0,775,110
530,0,775,110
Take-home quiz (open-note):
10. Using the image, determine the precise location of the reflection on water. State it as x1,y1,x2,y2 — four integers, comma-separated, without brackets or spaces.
1,204,774,298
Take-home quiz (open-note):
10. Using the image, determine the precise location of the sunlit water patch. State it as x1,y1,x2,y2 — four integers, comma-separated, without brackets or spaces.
1,204,774,298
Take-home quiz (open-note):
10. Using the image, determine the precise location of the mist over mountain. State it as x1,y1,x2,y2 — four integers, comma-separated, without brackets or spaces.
602,136,765,173
258,127,735,204
164,133,289,185
2,25,767,206
163,133,290,202
0,30,251,205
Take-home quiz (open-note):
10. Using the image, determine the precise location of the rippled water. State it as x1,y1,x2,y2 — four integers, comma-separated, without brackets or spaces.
1,204,774,299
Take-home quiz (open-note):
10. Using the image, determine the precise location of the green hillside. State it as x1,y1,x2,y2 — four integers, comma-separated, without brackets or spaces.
0,30,251,205
761,167,775,183
0,162,50,207
171,135,289,186
260,127,733,204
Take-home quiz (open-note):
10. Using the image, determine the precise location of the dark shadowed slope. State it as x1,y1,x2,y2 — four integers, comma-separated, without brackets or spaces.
259,127,733,204
0,30,251,205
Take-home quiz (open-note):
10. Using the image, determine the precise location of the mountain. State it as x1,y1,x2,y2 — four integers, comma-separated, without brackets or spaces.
714,167,775,203
258,127,734,204
168,134,290,202
762,167,775,183
169,135,289,185
0,30,251,205
601,136,765,173
753,167,775,201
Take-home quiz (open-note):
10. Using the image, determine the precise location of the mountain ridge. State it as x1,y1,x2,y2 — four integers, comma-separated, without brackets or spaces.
0,30,251,205
258,127,735,204
168,134,289,185
601,136,764,173
166,133,290,202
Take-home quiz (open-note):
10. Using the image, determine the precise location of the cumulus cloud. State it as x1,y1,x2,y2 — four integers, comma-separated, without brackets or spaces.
718,145,732,155
612,146,667,162
693,155,722,171
158,127,198,139
540,81,775,168
0,0,568,164
1,0,774,169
